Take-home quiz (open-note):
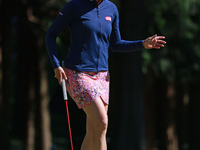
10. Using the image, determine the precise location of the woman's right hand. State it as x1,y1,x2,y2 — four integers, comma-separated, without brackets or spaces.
54,67,68,85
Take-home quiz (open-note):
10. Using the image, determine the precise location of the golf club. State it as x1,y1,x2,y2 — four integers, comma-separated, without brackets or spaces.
62,61,73,150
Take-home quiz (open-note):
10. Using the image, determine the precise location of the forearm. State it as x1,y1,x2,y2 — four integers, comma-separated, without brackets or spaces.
110,39,144,52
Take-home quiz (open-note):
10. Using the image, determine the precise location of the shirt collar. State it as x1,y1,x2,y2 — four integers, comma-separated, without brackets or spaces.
88,0,105,3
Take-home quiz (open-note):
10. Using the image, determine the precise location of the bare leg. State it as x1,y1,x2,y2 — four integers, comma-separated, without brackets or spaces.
81,97,108,150
81,117,93,150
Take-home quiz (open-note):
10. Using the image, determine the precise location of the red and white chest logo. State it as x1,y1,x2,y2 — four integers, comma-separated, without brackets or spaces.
105,16,112,22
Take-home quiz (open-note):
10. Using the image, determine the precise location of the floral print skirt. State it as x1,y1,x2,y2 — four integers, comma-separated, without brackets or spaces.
64,68,110,109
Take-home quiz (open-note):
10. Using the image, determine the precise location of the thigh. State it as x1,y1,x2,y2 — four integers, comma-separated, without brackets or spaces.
86,116,93,133
83,97,108,125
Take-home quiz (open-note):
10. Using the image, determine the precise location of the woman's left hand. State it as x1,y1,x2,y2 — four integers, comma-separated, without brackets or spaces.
143,34,166,49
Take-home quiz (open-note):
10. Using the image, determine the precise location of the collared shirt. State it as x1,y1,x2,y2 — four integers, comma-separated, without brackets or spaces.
45,0,144,72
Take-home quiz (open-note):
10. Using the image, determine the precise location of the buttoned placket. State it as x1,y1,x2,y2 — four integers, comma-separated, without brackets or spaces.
87,0,103,71
96,1,102,71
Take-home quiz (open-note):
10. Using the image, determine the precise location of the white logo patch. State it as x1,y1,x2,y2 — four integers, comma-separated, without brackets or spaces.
105,16,112,22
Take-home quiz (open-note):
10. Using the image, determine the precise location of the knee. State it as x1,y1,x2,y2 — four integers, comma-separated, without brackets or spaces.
94,117,108,133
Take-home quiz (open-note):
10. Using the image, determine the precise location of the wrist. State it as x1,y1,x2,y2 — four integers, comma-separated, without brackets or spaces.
142,39,148,49
142,40,146,49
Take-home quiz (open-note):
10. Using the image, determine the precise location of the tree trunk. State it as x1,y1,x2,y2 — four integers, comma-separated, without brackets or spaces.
12,2,52,150
0,0,13,149
12,3,36,150
188,82,200,150
34,35,52,150
144,72,179,150
143,69,158,150
175,81,189,150
108,0,146,149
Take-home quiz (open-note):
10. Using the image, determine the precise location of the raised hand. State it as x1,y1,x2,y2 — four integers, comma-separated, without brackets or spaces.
143,34,166,49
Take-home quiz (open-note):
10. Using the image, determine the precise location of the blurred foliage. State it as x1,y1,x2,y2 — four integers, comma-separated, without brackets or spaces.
3,0,200,149
142,0,200,82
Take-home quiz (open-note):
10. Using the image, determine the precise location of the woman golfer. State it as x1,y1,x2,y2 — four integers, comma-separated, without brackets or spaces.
45,0,166,149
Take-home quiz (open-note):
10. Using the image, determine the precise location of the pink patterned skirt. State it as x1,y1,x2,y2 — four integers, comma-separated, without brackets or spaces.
64,68,110,109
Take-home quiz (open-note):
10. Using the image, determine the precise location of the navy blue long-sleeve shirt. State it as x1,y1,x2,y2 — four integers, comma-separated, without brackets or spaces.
45,0,144,72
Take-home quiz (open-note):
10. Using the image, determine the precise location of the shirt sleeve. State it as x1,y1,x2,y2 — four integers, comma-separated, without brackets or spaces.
109,7,144,52
45,1,76,69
